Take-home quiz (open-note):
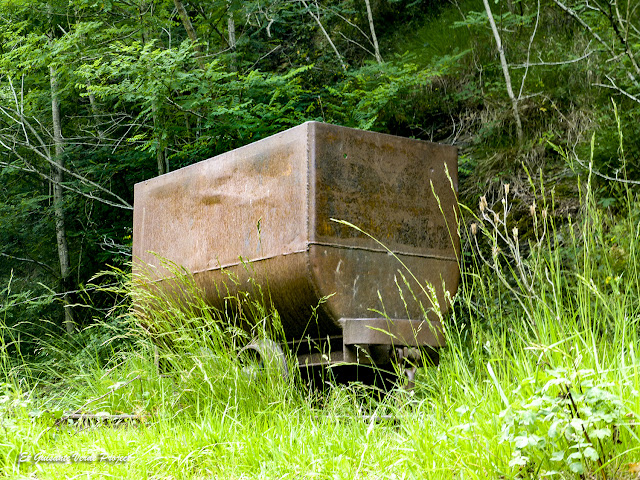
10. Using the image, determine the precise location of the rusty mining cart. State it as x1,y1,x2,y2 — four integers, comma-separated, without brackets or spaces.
133,121,459,387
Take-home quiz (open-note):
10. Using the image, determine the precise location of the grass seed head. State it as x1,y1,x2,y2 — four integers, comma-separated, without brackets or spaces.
479,196,488,212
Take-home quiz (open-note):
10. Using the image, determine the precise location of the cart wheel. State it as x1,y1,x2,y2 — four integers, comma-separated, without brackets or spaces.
401,365,417,391
239,339,289,380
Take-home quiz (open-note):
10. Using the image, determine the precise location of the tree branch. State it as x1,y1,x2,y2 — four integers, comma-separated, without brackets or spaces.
518,0,540,100
570,150,640,185
593,74,640,104
0,159,133,211
482,0,523,146
0,253,57,274
299,0,347,71
164,96,206,119
552,0,638,84
338,32,375,58
0,84,133,211
173,0,206,70
511,49,594,68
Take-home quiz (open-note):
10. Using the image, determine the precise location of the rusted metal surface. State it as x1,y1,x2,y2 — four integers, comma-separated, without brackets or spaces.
340,318,445,347
133,121,459,355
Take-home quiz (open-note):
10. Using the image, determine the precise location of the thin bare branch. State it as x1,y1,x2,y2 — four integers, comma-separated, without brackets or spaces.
512,49,594,68
246,45,281,71
299,0,347,71
552,0,616,57
518,0,541,100
327,7,372,45
593,74,640,104
570,153,640,185
0,102,133,210
9,77,30,142
0,159,133,210
604,0,640,79
552,0,638,84
338,32,375,58
164,96,206,119
482,0,523,146
0,252,57,274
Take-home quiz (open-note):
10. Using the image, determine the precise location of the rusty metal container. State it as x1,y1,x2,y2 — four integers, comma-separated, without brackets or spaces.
133,121,459,372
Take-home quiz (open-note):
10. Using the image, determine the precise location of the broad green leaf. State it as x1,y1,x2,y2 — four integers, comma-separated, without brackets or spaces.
550,451,564,462
568,461,585,474
583,447,599,461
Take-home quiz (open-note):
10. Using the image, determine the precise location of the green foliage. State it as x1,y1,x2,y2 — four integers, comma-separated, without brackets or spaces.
1,167,639,478
2,0,639,340
501,368,628,476
453,8,537,31
0,381,34,470
326,53,467,131
1,9,640,479
130,260,296,413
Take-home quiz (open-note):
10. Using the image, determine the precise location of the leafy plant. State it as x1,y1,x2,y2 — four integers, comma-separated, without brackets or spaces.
501,367,628,477
0,381,33,470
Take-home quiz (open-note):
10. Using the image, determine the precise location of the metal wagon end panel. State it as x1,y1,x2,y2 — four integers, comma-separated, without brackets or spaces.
133,125,310,276
305,122,459,334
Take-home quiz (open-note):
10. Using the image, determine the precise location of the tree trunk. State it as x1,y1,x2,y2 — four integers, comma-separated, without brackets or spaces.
227,10,236,49
50,64,75,335
156,144,166,175
364,0,383,64
174,0,205,70
506,0,514,14
482,0,523,147
152,102,168,175
87,80,104,139
228,1,237,71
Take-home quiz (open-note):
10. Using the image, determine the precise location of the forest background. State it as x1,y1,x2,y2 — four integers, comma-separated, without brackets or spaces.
1,0,640,478
1,0,637,354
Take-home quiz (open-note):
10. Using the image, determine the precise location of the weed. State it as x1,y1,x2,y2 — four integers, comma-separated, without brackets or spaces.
501,367,629,477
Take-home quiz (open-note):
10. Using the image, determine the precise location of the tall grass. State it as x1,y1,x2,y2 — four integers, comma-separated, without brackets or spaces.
440,152,640,477
2,150,640,478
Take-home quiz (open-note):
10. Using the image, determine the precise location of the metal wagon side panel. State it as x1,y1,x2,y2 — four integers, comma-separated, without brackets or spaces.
133,124,335,337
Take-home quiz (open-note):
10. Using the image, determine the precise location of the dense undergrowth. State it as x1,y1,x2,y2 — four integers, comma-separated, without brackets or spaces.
2,148,640,479
3,0,640,336
2,1,640,476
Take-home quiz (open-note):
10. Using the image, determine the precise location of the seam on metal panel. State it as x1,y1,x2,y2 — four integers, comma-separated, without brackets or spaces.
303,122,338,330
187,249,309,275
307,241,458,262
